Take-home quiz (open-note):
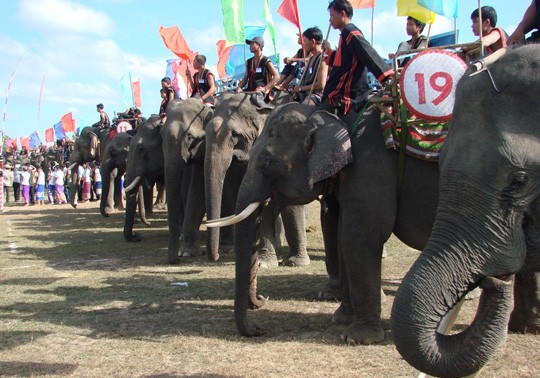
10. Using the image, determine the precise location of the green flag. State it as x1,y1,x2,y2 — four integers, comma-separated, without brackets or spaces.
221,0,245,44
262,0,278,63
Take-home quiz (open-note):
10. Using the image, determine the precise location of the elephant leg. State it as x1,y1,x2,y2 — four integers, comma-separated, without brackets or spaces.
508,271,540,334
319,191,342,300
257,202,279,269
110,168,121,211
180,165,206,258
280,204,309,267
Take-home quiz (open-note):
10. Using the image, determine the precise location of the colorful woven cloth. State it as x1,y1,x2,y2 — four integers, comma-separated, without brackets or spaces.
382,116,448,161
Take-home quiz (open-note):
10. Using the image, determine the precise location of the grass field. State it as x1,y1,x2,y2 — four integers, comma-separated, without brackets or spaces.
1,201,539,377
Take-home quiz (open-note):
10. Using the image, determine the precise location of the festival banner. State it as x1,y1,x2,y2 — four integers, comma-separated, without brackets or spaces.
397,0,436,24
61,112,75,132
350,0,375,8
277,0,302,37
29,131,41,149
53,121,66,140
20,136,30,151
262,0,278,63
45,128,54,143
418,0,458,18
159,26,197,62
221,0,245,44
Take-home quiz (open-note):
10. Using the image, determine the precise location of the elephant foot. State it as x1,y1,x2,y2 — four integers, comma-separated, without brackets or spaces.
258,249,279,269
154,202,167,210
179,244,203,258
218,243,234,254
318,277,342,301
341,320,385,345
280,254,310,267
125,232,141,242
332,303,354,325
508,311,540,334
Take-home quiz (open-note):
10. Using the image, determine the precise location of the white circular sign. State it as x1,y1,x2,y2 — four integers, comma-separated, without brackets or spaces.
116,120,133,133
400,50,467,122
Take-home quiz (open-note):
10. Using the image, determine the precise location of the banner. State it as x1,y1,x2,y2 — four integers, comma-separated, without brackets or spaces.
350,0,375,8
54,121,66,140
418,0,458,18
262,0,278,63
61,112,75,132
29,131,41,149
221,0,245,44
159,26,197,62
45,128,54,143
397,0,436,24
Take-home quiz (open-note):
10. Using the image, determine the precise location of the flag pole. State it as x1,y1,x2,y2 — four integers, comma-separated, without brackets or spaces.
37,75,45,134
370,7,374,46
129,72,135,109
478,0,484,56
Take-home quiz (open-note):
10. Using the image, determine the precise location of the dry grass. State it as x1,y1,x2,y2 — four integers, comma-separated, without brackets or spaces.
0,201,539,377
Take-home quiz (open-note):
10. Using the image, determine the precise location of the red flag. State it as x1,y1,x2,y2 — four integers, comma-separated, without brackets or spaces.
216,40,234,78
61,112,75,132
350,0,375,8
277,0,302,33
20,136,30,151
10,139,18,150
45,128,54,143
132,78,142,107
159,26,197,63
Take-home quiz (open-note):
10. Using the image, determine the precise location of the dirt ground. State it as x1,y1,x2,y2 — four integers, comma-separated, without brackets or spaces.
0,200,539,377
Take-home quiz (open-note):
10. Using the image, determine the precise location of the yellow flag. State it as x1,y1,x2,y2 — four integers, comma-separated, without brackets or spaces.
397,0,436,24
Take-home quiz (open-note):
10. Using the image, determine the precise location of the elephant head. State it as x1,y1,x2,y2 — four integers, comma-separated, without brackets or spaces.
162,98,213,263
391,45,540,377
100,132,132,217
123,115,164,242
211,102,352,336
204,92,276,262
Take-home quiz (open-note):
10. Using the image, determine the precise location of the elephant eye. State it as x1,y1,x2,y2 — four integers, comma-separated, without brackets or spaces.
508,171,528,191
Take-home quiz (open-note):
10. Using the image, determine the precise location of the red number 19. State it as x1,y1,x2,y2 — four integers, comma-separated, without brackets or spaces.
414,72,453,106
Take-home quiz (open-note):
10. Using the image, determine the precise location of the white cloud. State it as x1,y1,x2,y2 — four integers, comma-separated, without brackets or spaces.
19,0,114,36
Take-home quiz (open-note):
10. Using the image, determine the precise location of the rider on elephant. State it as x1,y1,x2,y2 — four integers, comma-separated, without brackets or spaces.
507,0,540,45
186,54,217,106
93,103,110,129
321,0,393,117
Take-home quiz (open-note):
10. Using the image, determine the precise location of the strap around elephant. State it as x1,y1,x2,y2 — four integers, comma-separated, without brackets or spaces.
349,100,370,137
397,104,409,193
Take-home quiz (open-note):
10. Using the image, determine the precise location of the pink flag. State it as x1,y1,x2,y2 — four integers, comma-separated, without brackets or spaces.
61,112,75,132
20,136,30,151
45,128,54,143
350,0,375,8
216,40,234,78
159,26,198,63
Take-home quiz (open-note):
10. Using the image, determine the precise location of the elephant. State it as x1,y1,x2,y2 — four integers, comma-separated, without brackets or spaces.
162,98,214,264
100,132,132,217
123,115,165,242
68,126,114,208
391,45,540,377
205,92,308,265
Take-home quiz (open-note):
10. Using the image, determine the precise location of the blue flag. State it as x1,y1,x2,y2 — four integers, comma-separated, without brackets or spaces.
226,26,266,78
29,131,41,149
54,121,66,140
418,0,458,18
120,74,134,109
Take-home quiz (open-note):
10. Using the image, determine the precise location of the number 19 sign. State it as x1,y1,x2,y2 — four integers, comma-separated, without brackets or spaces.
400,50,467,122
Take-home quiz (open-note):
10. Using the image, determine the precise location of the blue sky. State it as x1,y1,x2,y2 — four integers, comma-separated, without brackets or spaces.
0,0,528,143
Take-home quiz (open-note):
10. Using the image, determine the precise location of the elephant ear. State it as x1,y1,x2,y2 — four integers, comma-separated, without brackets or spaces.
306,111,352,188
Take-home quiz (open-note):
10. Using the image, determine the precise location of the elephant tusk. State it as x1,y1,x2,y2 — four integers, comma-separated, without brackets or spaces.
205,200,266,228
124,176,142,194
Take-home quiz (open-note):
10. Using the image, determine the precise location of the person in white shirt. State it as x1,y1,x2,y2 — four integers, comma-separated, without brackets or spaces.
20,165,31,206
54,166,67,204
35,166,46,205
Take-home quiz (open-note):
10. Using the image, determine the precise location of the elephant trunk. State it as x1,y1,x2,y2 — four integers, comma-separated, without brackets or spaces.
125,176,141,194
204,140,234,262
123,176,140,242
138,185,150,226
99,161,113,217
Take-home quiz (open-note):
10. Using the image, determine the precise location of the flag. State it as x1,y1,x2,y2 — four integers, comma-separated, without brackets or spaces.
277,0,302,35
5,138,17,150
20,136,30,151
132,77,142,107
159,26,197,62
61,112,75,132
120,75,134,108
165,59,196,99
54,121,66,140
397,0,436,24
216,40,234,78
45,128,54,143
350,0,375,8
418,0,458,18
222,26,266,79
29,131,41,149
221,0,245,44
262,0,278,63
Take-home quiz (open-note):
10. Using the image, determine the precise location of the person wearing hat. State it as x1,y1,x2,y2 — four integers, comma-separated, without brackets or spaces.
236,36,279,97
94,103,110,128
2,163,14,204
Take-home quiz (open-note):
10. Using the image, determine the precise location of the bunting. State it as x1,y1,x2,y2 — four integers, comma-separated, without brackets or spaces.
53,121,66,140
418,0,458,18
61,112,75,132
159,26,197,62
45,128,54,143
397,0,436,24
350,0,375,8
221,0,245,44
29,131,41,149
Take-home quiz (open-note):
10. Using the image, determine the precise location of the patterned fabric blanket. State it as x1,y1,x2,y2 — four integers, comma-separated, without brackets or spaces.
382,116,448,162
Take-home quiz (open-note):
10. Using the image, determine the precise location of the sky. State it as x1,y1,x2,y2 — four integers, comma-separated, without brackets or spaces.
0,0,529,143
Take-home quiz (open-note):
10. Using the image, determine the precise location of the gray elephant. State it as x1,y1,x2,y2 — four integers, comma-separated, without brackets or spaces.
123,115,165,242
205,92,308,265
68,126,113,208
391,45,540,378
162,98,214,263
100,132,132,217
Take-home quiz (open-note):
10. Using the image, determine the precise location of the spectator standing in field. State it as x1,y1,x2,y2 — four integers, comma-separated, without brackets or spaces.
3,164,14,203
20,165,31,206
35,166,45,205
94,163,102,200
81,163,92,202
54,165,67,204
12,164,21,202
48,166,56,204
